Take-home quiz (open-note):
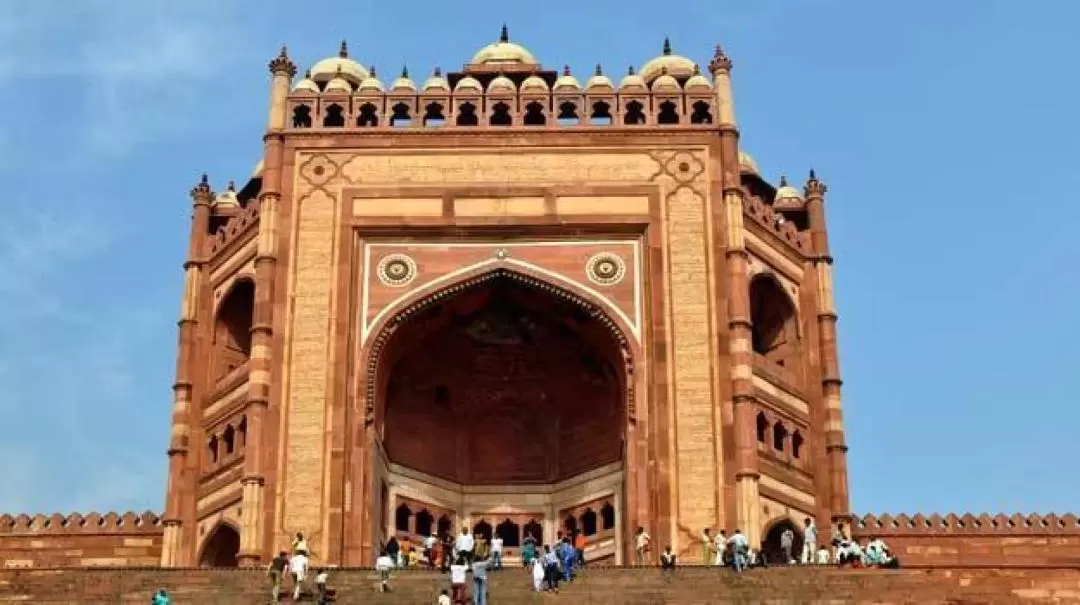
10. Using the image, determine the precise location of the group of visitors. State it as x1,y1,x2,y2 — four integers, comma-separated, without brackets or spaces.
266,532,334,603
524,531,586,593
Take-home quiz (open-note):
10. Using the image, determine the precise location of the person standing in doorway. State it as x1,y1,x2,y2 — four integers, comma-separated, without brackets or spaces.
781,525,795,564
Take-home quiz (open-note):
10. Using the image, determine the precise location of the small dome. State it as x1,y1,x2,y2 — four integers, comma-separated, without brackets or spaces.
310,40,369,85
684,65,712,92
292,70,320,94
585,65,614,91
650,68,680,92
774,176,804,204
471,25,538,66
358,67,385,93
423,67,450,92
520,75,549,93
390,66,417,92
739,151,760,175
488,75,516,94
325,67,353,94
454,76,483,94
553,66,581,92
640,38,696,83
214,182,239,208
619,66,647,91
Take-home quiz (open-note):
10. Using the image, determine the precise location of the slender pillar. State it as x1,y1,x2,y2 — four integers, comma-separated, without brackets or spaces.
162,174,214,566
237,47,295,566
804,171,851,525
710,45,761,546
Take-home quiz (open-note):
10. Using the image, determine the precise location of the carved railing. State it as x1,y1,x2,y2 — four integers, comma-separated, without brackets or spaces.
744,195,811,256
209,200,260,257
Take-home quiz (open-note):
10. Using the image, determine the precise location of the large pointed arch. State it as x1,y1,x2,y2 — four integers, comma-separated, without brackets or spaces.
197,521,241,568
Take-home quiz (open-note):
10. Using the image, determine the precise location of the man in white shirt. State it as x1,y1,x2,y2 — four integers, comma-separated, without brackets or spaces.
375,550,394,592
728,529,749,573
449,556,469,603
437,588,451,605
780,526,795,564
634,527,651,566
802,517,818,564
490,535,504,570
288,551,309,600
455,529,476,564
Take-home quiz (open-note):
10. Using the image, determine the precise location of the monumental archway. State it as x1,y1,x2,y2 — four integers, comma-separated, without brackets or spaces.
365,268,633,563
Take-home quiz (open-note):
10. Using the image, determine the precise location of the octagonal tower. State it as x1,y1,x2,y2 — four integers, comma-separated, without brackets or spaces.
161,30,851,568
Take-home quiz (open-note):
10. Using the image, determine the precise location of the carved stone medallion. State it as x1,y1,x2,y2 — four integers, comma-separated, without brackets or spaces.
586,253,627,287
377,254,418,287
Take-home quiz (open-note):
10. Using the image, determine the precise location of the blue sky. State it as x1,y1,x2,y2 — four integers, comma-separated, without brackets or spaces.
0,0,1076,518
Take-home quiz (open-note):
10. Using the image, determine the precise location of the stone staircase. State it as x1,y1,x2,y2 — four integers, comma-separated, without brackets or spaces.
2,565,1078,604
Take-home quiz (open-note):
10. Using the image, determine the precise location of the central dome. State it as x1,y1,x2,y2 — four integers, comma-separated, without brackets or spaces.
640,38,696,83
470,25,538,66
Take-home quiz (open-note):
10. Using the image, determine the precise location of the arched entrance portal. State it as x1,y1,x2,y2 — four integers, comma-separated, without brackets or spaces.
762,519,803,565
371,270,630,564
198,523,240,568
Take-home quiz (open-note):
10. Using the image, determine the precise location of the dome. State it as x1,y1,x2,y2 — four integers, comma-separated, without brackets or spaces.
553,66,581,92
292,70,320,94
739,151,760,175
684,65,712,92
619,66,647,91
390,66,417,92
423,67,450,92
520,75,549,93
471,25,538,66
358,67,385,93
213,182,239,208
324,67,353,94
586,65,614,91
650,68,680,92
310,40,369,85
774,176,804,204
487,75,517,94
640,38,696,83
454,76,483,94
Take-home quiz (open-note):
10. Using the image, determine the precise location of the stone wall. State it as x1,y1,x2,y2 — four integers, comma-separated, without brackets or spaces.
852,513,1080,568
0,512,163,568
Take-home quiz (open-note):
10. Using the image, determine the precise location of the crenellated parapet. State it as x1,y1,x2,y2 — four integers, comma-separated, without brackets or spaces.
0,511,164,535
854,512,1080,535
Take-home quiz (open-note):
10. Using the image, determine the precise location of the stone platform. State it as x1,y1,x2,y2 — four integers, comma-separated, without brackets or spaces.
3,565,1080,604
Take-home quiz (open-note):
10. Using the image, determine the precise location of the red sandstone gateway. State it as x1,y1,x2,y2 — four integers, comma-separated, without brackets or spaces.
0,33,1076,602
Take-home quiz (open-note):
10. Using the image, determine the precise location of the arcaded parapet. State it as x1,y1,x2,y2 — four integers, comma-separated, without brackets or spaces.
0,511,163,568
852,513,1080,568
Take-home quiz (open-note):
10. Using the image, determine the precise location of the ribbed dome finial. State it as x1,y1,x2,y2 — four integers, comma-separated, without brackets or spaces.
628,65,636,75
401,64,409,78
500,23,509,42
227,181,236,192
662,37,672,55
595,64,603,76
433,66,442,77
563,64,571,76
780,175,789,187
339,40,348,58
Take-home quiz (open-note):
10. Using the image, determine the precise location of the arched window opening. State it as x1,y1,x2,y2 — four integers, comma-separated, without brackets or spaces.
556,101,580,126
473,519,493,541
523,101,546,126
322,103,345,127
690,101,713,124
207,435,219,465
292,104,312,128
523,519,543,544
623,101,645,125
394,504,412,533
222,425,236,455
390,102,412,127
564,515,578,535
657,100,679,125
792,431,804,459
237,416,247,448
423,103,446,126
756,412,769,443
198,524,240,567
749,275,799,367
415,509,434,537
496,519,521,547
456,102,478,126
436,515,453,538
773,422,788,452
762,520,803,566
213,280,254,380
590,101,613,125
581,509,598,536
600,502,616,530
490,102,512,126
357,103,380,127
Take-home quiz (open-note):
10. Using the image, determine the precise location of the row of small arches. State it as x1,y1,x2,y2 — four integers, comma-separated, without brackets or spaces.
394,503,616,547
207,416,247,466
756,412,805,460
293,99,712,129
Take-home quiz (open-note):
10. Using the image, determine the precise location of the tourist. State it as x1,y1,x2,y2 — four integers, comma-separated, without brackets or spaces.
313,568,328,604
573,530,587,568
151,588,170,605
660,545,676,570
438,588,452,605
530,555,545,592
700,528,713,564
729,528,749,573
542,544,560,592
375,549,394,592
289,548,309,600
424,533,438,567
634,526,652,566
456,528,475,564
521,532,537,568
474,532,489,562
713,530,728,566
801,517,818,564
293,532,309,556
490,532,503,570
830,521,847,561
472,552,490,605
780,525,795,564
267,550,289,602
815,546,830,565
449,555,469,603
385,535,401,567
400,535,412,567
440,532,454,572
